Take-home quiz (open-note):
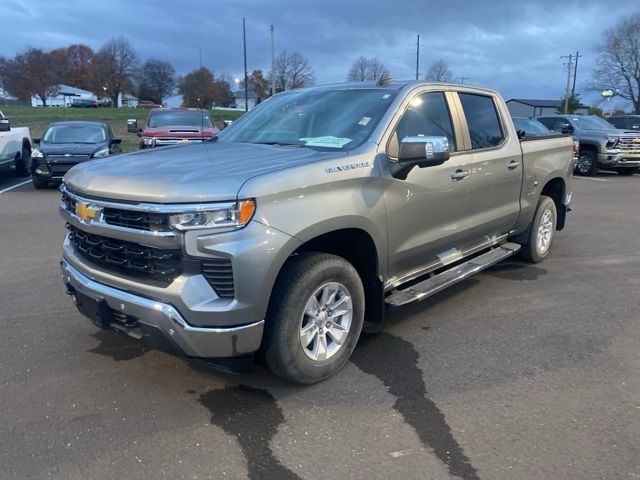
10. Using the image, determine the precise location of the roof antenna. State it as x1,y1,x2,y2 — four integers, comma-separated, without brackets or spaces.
376,72,395,86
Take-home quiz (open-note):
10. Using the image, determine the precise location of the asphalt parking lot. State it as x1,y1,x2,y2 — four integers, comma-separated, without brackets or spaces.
1,171,639,480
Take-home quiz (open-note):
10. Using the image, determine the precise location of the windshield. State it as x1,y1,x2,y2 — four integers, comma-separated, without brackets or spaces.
43,124,106,143
218,88,398,150
572,116,616,130
513,118,550,134
148,111,213,128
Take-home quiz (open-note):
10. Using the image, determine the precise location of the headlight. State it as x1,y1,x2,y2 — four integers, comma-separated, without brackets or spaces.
32,149,44,159
605,138,619,149
93,147,110,158
143,137,155,146
169,199,256,231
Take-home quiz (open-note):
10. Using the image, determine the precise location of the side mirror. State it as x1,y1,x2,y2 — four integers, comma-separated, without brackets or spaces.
560,124,573,134
111,138,122,145
127,119,138,133
223,120,233,129
33,138,40,145
517,130,526,140
398,136,450,167
0,119,10,132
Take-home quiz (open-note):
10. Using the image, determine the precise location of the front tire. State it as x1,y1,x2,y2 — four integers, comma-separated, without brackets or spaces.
616,167,638,176
575,150,597,176
262,252,365,384
521,195,557,263
15,148,31,177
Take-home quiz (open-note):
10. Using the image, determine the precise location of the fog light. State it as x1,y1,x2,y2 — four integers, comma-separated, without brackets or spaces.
35,164,50,175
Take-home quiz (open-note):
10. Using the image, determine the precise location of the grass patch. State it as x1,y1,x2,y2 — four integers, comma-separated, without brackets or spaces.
0,105,245,152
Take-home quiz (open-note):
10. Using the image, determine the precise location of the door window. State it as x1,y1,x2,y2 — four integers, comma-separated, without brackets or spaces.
459,93,505,149
389,92,457,157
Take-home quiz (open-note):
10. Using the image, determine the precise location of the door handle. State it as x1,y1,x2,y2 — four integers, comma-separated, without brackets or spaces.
507,160,521,169
451,169,471,181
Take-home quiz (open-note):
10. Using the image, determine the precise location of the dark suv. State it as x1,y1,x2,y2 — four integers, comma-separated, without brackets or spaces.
607,115,640,130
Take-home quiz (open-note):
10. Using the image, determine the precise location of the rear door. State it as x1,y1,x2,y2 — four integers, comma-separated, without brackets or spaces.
453,91,523,238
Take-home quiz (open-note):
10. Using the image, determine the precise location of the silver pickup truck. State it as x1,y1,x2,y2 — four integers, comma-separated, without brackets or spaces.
59,81,574,384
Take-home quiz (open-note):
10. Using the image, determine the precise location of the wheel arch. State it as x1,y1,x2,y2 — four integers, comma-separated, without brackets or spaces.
540,176,566,230
270,227,385,325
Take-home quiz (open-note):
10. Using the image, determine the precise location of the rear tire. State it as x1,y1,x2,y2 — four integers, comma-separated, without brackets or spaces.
15,148,31,177
520,195,557,263
575,150,597,176
616,167,638,176
32,177,49,189
262,252,365,384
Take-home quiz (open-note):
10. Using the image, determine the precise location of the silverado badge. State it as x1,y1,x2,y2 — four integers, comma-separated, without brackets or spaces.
75,203,102,222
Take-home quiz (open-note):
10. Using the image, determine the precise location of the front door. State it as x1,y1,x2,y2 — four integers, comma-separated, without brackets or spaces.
383,90,474,285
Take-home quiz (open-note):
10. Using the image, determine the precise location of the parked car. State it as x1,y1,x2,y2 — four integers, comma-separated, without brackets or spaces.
60,81,574,384
70,98,98,108
136,100,162,109
537,114,640,176
513,117,579,169
606,115,640,130
31,121,121,189
128,108,220,148
0,110,32,178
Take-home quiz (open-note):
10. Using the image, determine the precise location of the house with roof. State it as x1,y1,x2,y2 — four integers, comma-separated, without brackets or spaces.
31,84,97,107
233,89,259,110
506,98,589,118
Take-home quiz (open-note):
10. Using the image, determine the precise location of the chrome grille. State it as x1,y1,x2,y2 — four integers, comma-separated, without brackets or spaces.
616,136,640,153
47,154,91,161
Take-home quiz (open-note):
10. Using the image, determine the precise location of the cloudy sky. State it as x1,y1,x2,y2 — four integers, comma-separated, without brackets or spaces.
2,0,636,108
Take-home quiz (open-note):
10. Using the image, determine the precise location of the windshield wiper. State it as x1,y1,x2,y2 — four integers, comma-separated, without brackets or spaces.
253,141,303,147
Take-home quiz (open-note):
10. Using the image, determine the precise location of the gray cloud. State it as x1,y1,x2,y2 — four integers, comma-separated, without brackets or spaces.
2,0,636,107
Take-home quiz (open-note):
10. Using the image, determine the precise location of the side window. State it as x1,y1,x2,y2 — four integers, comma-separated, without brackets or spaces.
458,93,505,149
390,91,457,156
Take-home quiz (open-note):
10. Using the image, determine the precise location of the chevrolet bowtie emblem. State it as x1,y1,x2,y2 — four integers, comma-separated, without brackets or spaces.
75,202,101,222
633,138,640,144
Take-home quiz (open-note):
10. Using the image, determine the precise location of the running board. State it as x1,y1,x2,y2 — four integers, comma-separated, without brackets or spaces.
385,242,521,307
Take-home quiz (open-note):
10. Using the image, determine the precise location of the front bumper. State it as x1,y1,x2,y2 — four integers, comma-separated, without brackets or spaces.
61,259,264,357
598,152,640,168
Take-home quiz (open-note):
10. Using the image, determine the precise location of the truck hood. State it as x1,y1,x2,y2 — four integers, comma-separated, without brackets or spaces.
63,142,347,203
580,128,639,138
39,142,107,158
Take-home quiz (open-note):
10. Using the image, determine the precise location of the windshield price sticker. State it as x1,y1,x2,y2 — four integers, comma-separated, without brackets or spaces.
299,136,352,148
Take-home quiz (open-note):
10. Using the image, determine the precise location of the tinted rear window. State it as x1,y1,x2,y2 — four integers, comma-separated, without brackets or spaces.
459,93,504,149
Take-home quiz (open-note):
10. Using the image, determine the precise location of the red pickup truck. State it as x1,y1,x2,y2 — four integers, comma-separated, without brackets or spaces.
128,108,219,149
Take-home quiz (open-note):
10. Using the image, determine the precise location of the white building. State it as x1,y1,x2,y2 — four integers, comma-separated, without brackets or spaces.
233,89,259,110
31,84,97,107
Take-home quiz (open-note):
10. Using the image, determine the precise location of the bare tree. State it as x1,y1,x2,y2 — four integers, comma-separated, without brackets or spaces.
424,59,455,82
138,59,176,104
593,12,640,113
271,50,314,91
93,37,138,106
346,56,388,81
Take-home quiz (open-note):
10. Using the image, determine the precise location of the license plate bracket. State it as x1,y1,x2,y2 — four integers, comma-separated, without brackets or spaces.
74,291,113,328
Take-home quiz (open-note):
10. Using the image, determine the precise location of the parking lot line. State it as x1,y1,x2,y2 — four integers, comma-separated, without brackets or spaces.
574,176,607,182
0,179,32,194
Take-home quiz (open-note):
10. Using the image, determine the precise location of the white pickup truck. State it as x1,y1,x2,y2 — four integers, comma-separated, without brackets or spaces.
0,110,32,177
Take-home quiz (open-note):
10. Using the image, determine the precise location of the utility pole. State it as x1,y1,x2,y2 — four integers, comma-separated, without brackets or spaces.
561,54,573,114
415,34,420,80
458,76,469,85
243,18,249,112
270,25,276,96
199,48,202,68
571,51,582,98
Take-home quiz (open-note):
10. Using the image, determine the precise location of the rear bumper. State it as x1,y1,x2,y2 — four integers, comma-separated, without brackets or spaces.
60,259,264,357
